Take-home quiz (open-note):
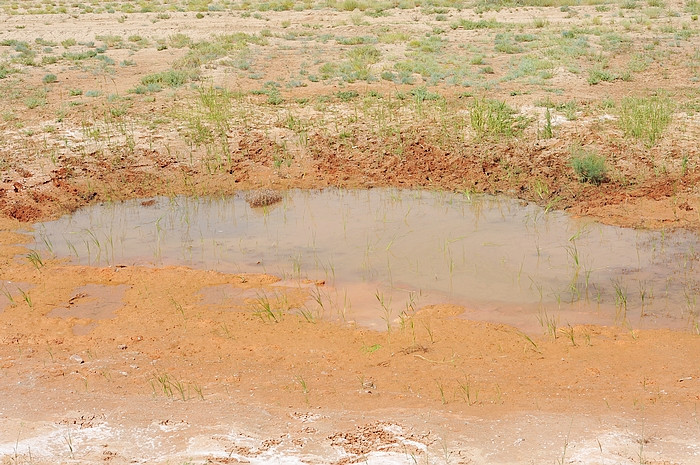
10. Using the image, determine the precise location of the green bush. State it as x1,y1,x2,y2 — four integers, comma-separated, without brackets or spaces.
410,86,441,102
336,90,359,101
141,69,195,88
0,63,14,79
570,147,607,185
494,34,523,54
169,33,192,49
42,73,57,84
450,18,503,30
25,94,46,109
62,49,97,61
588,68,615,85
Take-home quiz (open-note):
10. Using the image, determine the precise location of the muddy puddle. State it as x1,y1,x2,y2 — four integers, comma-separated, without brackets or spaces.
48,284,130,335
31,189,700,332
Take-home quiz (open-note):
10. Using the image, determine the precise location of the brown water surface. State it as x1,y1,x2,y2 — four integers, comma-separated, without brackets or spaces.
33,189,700,332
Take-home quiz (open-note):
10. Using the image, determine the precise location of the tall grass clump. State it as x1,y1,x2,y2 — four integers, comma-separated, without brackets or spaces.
570,145,607,185
470,97,524,138
618,95,673,146
0,62,15,79
344,45,381,81
184,86,238,168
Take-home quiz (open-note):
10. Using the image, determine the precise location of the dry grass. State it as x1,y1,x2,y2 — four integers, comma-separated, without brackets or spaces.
245,189,283,207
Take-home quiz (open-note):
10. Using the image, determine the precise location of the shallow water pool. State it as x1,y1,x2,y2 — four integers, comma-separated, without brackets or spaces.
32,189,700,332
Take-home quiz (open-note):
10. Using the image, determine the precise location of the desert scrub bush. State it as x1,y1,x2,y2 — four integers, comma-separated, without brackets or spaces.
393,53,448,83
323,45,381,82
95,34,123,48
214,33,268,48
12,43,37,66
169,33,192,48
253,83,283,105
336,35,376,45
129,83,162,94
42,73,57,84
470,98,526,138
410,86,441,102
41,55,59,65
688,0,700,14
347,45,381,63
570,146,607,184
175,33,267,69
35,38,56,47
450,18,504,30
618,95,673,146
0,62,15,79
505,56,553,81
627,53,651,73
336,90,359,101
494,34,524,54
378,31,409,43
128,35,150,48
408,35,443,53
588,67,616,84
600,33,632,54
96,54,116,66
24,91,47,109
141,69,198,88
62,49,97,61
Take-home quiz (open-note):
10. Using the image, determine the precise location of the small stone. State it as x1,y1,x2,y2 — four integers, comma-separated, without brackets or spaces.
69,354,84,364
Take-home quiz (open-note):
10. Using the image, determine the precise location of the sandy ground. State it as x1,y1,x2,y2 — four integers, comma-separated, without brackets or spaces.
0,7,698,229
1,216,700,464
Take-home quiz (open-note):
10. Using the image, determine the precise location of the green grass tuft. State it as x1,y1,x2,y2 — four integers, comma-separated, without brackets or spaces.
618,95,673,146
570,146,607,185
470,97,525,138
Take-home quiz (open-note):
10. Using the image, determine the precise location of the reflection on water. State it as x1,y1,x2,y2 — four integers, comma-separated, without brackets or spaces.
32,189,700,332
